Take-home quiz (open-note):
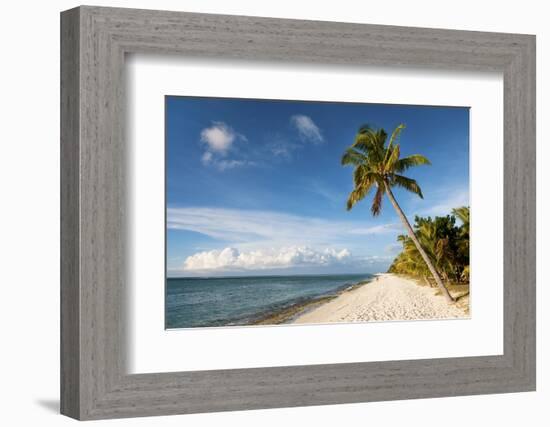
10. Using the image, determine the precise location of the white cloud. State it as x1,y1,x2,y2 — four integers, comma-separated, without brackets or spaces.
216,159,249,171
182,246,353,272
264,134,296,159
167,207,400,246
202,155,253,171
199,122,250,171
351,223,403,235
200,122,238,154
290,115,324,143
201,151,213,165
198,117,324,170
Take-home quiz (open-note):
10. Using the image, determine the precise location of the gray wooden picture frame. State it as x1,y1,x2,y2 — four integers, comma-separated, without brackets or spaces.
60,5,536,420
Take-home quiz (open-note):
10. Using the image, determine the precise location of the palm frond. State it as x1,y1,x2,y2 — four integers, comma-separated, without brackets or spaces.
394,154,431,173
376,128,388,147
452,206,470,227
385,144,401,172
393,174,424,198
389,124,405,147
346,183,372,210
371,183,384,216
353,166,377,187
357,123,373,133
352,126,377,148
342,124,434,222
341,148,368,166
383,124,405,164
388,212,469,283
352,126,386,163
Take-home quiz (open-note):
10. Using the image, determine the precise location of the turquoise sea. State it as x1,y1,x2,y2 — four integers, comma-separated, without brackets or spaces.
166,273,373,329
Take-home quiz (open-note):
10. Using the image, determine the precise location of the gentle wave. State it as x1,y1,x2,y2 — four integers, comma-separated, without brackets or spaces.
166,273,374,329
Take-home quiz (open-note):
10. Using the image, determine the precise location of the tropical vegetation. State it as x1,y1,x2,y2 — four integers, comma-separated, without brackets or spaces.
388,207,470,285
341,123,457,302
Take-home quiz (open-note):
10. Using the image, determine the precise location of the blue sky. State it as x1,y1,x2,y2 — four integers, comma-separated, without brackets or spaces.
166,96,469,277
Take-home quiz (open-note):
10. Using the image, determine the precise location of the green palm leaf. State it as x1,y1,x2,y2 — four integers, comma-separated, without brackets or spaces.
353,166,378,187
392,174,424,198
452,206,470,228
394,154,431,173
352,125,386,163
342,123,431,212
346,183,373,210
371,183,384,216
385,144,401,171
341,148,368,166
383,123,405,164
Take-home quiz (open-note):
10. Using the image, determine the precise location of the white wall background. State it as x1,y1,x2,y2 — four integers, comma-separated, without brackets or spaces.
0,0,546,425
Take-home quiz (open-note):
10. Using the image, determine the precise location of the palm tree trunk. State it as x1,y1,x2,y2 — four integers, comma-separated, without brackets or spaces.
384,182,455,303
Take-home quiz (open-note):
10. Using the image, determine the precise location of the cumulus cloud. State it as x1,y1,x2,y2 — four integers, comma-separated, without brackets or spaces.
199,121,250,171
182,246,353,272
290,115,324,143
200,122,239,154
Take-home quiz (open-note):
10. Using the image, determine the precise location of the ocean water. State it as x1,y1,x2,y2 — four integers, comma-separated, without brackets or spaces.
166,273,373,329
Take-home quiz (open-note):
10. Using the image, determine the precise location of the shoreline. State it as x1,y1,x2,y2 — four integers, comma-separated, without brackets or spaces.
292,273,469,324
249,278,374,326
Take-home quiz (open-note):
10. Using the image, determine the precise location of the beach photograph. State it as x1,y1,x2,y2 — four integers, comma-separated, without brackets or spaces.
165,96,470,329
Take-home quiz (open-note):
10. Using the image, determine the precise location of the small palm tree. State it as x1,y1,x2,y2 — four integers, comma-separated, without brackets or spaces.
452,206,470,281
342,124,455,302
452,206,470,230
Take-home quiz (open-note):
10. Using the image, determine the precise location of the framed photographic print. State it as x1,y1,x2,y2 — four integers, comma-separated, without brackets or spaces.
61,6,536,420
164,97,471,330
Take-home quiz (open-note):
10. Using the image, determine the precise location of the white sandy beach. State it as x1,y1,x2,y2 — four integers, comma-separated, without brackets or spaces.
293,273,468,324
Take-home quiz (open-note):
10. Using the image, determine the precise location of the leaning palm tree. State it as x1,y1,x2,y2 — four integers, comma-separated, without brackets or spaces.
342,124,455,302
